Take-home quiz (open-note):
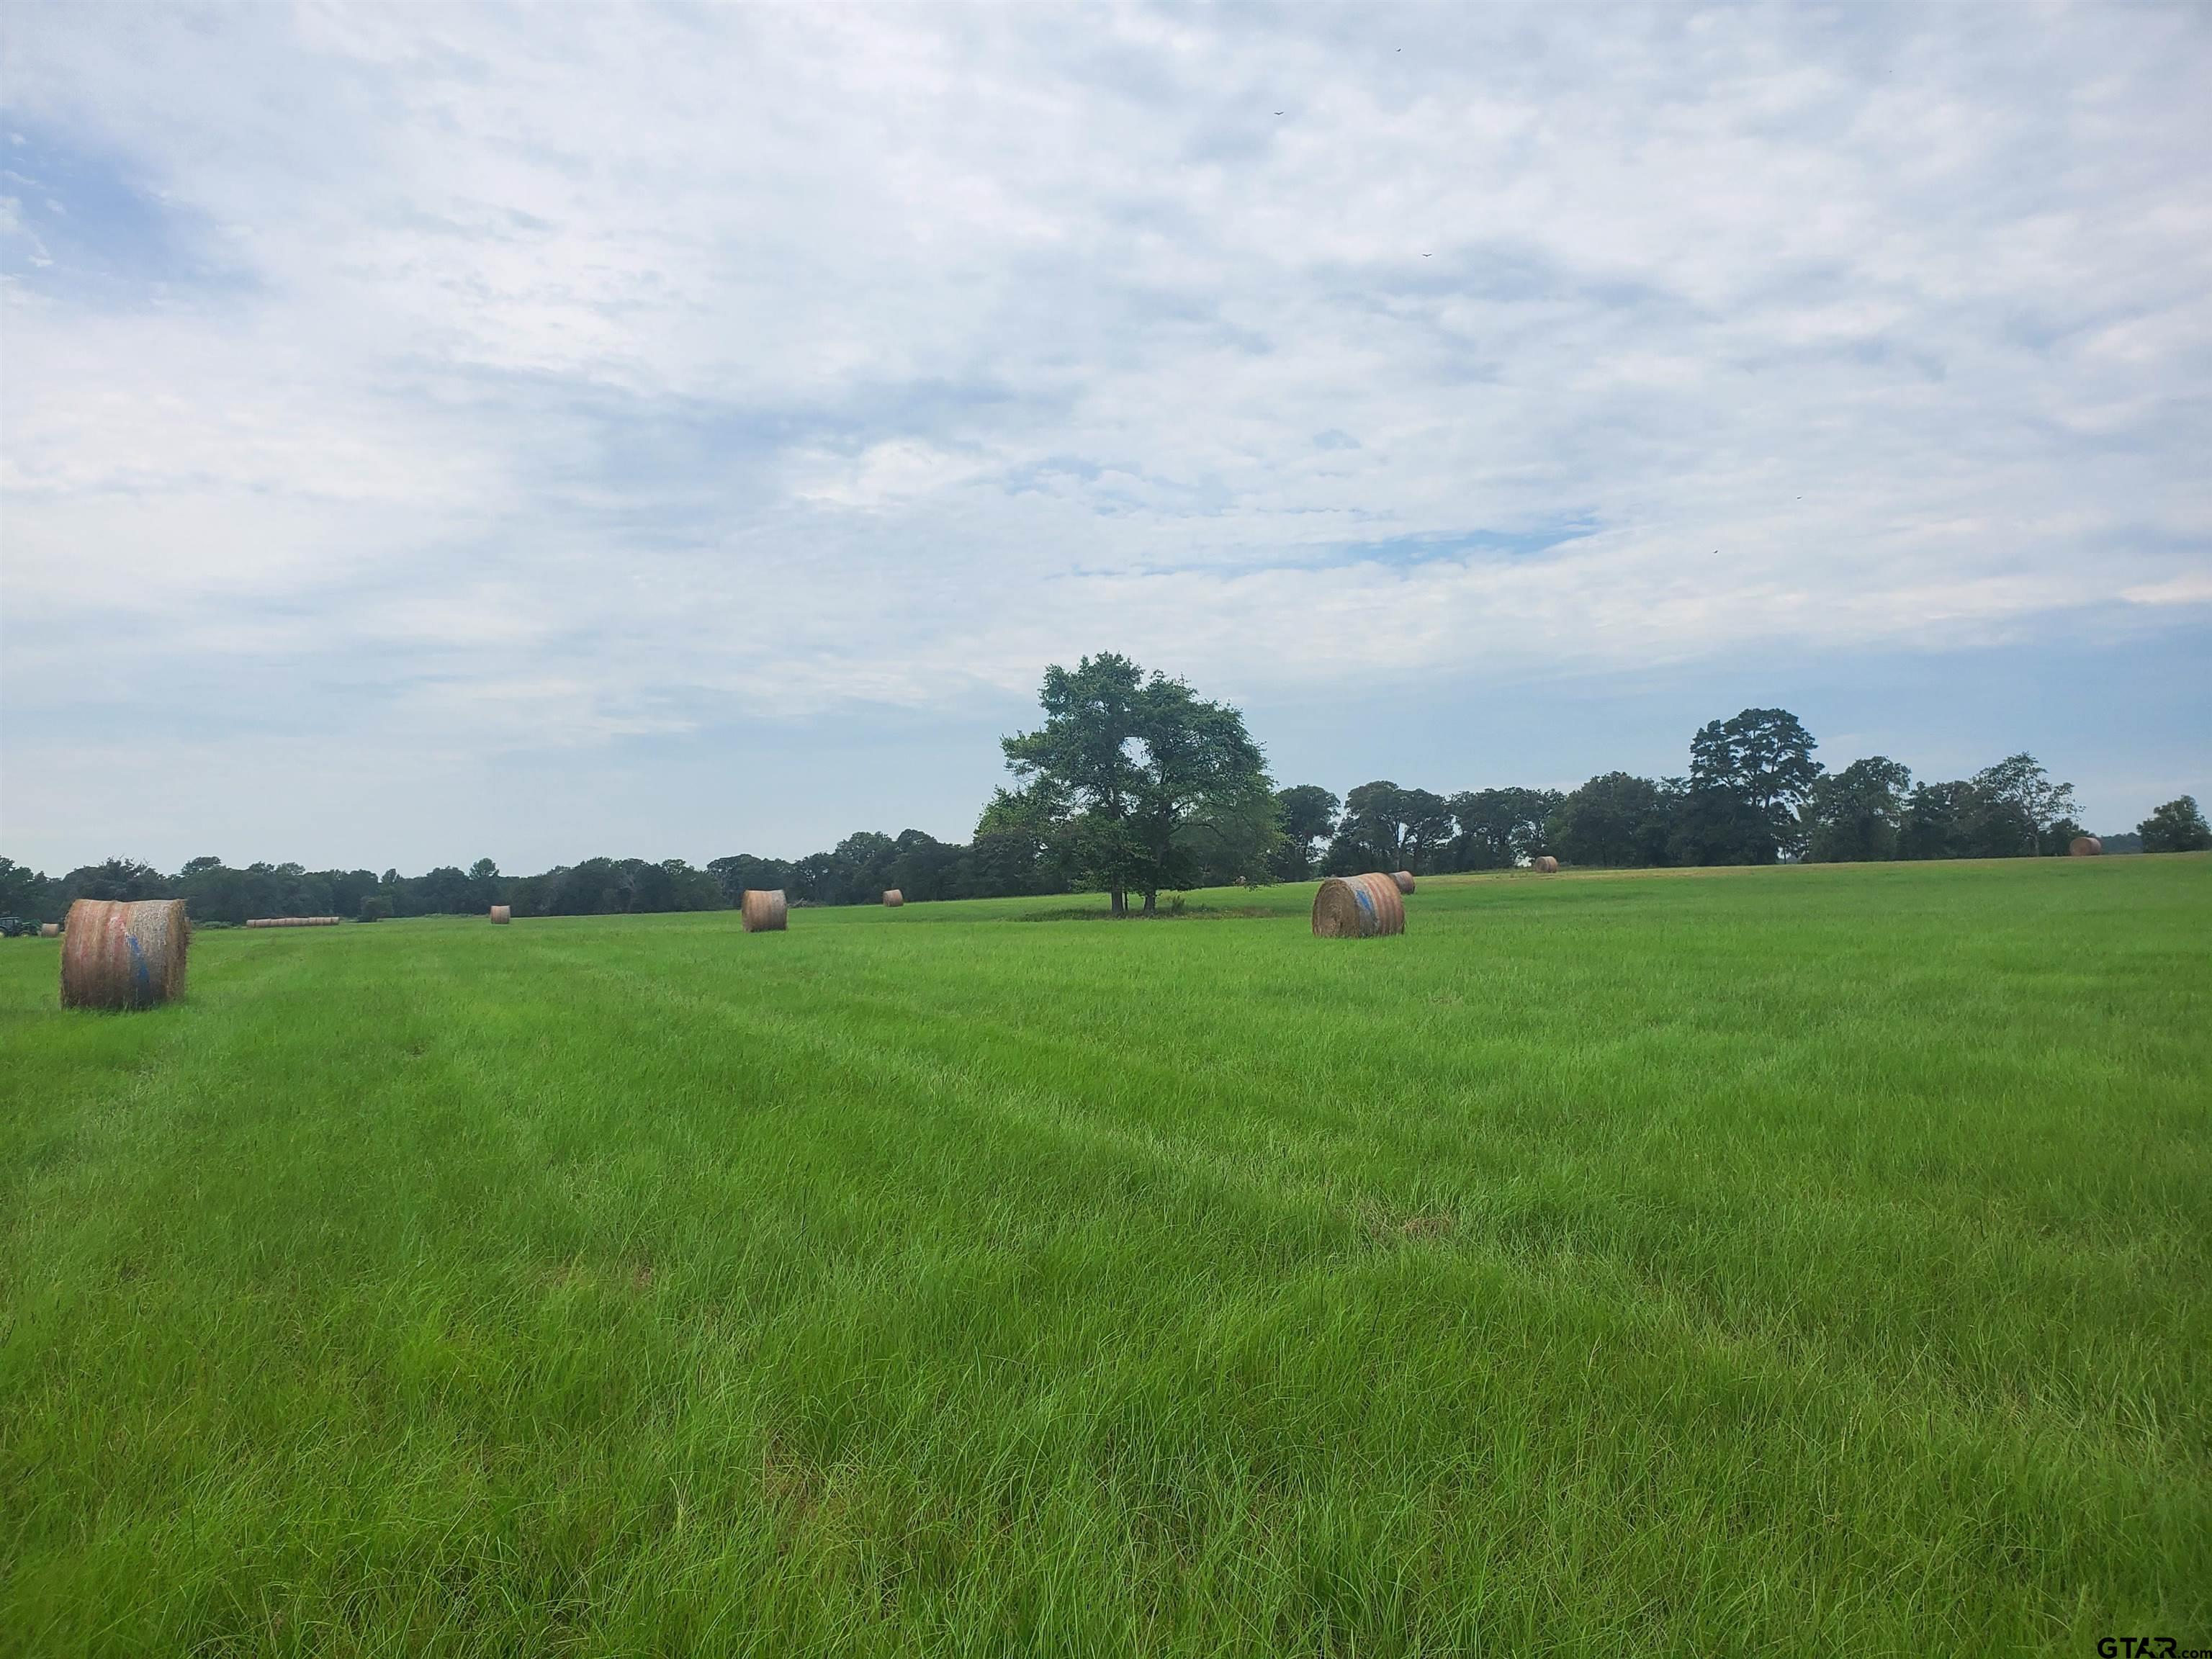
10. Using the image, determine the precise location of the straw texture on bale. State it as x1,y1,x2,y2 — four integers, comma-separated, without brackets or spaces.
883,889,904,907
244,916,341,928
60,898,189,1011
1391,871,1416,894
489,905,512,924
40,923,59,938
742,889,788,932
2069,836,2103,858
1534,855,1560,873
1310,873,1406,939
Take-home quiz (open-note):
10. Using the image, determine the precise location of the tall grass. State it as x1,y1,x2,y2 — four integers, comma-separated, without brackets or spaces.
2,857,2206,1655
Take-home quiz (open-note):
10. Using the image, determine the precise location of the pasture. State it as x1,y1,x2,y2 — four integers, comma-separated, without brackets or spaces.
2,858,2207,1655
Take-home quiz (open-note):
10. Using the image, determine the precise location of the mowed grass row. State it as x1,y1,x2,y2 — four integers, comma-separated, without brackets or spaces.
1,858,2206,1656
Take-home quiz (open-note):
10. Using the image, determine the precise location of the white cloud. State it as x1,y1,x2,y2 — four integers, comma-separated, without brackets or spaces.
1,4,2207,865
2123,574,2212,608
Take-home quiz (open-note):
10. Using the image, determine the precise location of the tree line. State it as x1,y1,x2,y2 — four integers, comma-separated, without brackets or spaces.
1283,711,2208,878
3,660,2205,925
0,840,1040,927
0,832,1070,927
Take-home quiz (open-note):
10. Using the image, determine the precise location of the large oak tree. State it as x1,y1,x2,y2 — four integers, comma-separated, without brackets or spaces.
1000,653,1277,914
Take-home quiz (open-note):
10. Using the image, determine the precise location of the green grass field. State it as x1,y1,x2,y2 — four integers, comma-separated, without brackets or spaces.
3,858,2207,1656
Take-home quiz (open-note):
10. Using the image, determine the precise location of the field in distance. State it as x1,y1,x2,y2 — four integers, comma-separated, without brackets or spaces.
2,858,2207,1655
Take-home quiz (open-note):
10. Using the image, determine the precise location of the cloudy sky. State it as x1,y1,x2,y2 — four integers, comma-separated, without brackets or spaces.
3,4,2207,873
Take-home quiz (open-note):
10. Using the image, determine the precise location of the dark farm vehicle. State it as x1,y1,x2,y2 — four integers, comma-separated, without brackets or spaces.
0,916,33,938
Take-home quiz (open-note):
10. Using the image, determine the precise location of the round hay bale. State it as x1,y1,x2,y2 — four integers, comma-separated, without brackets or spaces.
489,904,511,924
60,898,188,1010
2069,836,2102,858
40,922,60,938
1534,855,1560,873
1391,871,1416,894
883,889,904,907
742,889,788,932
1311,873,1406,939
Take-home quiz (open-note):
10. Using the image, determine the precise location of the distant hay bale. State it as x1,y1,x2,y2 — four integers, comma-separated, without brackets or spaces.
40,922,59,938
1534,855,1560,873
2069,836,2102,858
1311,873,1406,939
742,889,788,932
245,916,340,928
883,889,904,907
1392,871,1416,894
489,905,512,924
60,898,189,1010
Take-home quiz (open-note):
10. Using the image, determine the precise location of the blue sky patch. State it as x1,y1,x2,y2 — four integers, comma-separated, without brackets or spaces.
1,122,240,305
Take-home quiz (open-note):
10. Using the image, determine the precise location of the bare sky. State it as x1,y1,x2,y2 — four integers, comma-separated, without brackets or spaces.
4,4,2207,871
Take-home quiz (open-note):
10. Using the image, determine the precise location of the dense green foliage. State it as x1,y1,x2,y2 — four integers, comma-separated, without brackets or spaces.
1534,772,1667,871
0,853,732,929
1442,786,1558,872
1000,652,1278,914
1295,745,2100,878
1279,713,2113,880
1269,784,1342,881
2,856,2206,1655
0,840,1063,929
1321,781,1453,875
2139,794,2211,853
1684,706,1823,861
1892,755,2085,863
712,827,1067,914
1804,757,1915,864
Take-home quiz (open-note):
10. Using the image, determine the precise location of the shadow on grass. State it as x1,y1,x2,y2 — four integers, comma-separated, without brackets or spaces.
1014,903,1283,922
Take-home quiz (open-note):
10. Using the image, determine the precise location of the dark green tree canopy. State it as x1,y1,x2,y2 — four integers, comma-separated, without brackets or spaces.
1447,787,1562,871
1969,754,2077,856
1803,757,1913,864
1899,779,1975,862
0,858,48,920
1001,652,1277,913
1688,708,1822,860
1326,781,1454,875
1271,785,1341,879
707,853,789,903
1545,773,1681,868
64,858,169,902
2139,795,2211,853
1897,754,2082,860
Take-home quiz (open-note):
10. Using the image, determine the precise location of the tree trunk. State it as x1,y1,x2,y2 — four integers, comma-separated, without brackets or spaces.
1110,889,1126,917
1141,890,1156,915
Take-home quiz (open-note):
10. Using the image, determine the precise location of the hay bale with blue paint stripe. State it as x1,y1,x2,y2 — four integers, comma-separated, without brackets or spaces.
60,899,189,1010
1311,873,1405,938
